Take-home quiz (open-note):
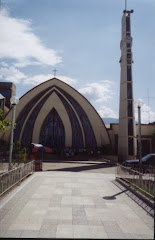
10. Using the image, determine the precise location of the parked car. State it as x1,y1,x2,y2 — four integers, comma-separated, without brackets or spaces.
123,153,155,171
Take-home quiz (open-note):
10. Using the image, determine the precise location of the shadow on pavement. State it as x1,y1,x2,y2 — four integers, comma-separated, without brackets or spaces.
103,189,128,200
112,180,154,218
45,162,116,172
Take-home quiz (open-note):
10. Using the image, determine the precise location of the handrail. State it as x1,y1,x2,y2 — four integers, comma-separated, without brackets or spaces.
0,161,34,196
116,164,155,198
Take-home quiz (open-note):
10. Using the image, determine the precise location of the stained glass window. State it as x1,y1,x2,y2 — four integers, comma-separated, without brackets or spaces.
57,88,97,147
39,108,65,149
57,92,84,147
21,91,53,147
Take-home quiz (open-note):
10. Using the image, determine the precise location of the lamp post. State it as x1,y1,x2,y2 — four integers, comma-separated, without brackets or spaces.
8,96,19,171
136,99,144,171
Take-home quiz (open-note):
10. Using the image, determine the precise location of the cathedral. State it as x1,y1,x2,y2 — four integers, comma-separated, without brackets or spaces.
1,78,111,151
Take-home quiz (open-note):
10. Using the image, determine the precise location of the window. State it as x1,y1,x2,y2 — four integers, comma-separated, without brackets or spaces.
126,17,130,32
127,53,132,59
128,119,133,135
127,43,131,48
128,137,133,155
127,83,132,99
127,100,133,117
127,65,132,81
127,60,132,64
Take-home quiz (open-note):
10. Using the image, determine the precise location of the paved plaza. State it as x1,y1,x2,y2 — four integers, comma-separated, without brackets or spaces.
0,161,154,239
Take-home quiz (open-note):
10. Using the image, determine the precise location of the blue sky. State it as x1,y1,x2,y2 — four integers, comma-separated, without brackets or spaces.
0,0,155,123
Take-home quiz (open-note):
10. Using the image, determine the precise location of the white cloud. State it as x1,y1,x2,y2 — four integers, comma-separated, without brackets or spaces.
23,74,53,85
98,106,118,119
78,80,115,103
0,62,9,67
24,74,77,86
135,103,155,124
57,75,77,85
0,65,77,87
0,10,62,67
0,66,26,83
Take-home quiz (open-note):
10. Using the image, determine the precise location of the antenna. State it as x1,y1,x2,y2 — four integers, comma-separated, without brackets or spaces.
125,0,127,10
147,89,150,123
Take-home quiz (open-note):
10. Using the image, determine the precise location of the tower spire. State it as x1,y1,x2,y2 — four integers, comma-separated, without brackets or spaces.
118,9,136,161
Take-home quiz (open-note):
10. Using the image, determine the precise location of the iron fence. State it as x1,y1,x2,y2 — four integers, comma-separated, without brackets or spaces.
116,164,155,198
0,161,34,196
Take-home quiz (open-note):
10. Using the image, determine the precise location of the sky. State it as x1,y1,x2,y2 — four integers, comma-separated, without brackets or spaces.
0,0,155,124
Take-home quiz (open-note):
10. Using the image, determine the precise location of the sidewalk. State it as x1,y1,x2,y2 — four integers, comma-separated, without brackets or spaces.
0,164,154,239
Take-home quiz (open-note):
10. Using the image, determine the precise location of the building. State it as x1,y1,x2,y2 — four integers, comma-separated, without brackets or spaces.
0,78,111,152
107,122,155,160
0,82,16,113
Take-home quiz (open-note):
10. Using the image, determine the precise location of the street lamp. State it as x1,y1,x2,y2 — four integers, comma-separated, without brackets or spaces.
8,96,19,171
136,99,144,171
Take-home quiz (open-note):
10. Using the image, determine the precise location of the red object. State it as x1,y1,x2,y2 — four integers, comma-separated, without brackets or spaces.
32,146,52,153
35,160,42,171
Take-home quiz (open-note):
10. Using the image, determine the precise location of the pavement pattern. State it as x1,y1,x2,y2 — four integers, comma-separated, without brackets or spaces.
0,161,154,239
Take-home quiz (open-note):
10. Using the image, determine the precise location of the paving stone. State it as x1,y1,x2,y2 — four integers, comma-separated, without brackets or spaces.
56,229,73,238
140,233,154,239
124,233,144,239
42,219,59,225
3,230,22,238
37,229,56,238
87,220,103,226
73,225,92,238
58,219,72,225
49,201,61,207
20,230,39,238
107,231,126,239
102,221,122,233
72,206,85,211
0,229,7,237
72,189,81,195
73,219,88,225
57,224,73,231
40,224,57,231
73,215,87,221
73,211,86,216
89,226,108,239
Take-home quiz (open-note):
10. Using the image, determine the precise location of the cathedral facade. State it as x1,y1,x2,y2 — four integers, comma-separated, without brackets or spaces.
1,78,111,151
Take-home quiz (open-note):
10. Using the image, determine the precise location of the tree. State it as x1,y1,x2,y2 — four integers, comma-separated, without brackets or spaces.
0,109,11,132
12,141,27,166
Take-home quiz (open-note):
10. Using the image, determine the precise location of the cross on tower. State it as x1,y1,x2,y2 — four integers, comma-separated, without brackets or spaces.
53,68,58,77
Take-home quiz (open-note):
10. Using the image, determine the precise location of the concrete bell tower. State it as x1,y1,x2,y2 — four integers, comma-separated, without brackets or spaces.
118,9,137,161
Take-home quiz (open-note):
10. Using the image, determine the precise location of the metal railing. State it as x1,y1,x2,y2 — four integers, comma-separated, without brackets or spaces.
116,164,155,198
0,161,34,196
